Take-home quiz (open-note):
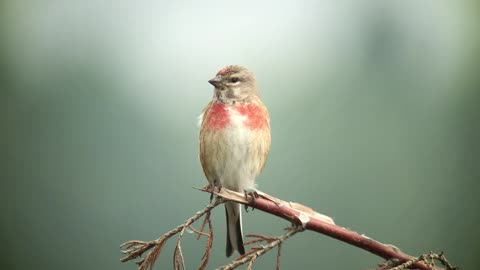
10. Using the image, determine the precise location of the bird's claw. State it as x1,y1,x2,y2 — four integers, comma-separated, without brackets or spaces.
208,184,221,203
244,190,259,212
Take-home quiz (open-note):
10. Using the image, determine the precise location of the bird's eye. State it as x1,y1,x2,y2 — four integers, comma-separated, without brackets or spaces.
230,77,240,83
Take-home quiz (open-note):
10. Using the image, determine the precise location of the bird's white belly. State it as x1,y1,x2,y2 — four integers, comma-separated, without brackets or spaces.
217,108,256,191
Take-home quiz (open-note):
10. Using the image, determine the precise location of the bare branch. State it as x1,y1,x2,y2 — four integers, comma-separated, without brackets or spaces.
196,211,210,240
276,242,282,270
386,252,459,270
188,225,210,238
198,186,445,270
120,197,223,269
173,229,186,270
198,211,213,270
120,186,458,270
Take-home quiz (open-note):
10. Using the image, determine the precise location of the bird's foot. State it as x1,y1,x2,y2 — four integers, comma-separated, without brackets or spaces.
244,189,259,212
207,184,222,203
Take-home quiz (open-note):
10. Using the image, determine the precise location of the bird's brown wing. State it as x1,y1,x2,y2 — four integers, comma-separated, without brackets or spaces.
254,99,271,176
198,100,214,182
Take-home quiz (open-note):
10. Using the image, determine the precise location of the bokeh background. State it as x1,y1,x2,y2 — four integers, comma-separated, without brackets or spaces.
2,1,479,269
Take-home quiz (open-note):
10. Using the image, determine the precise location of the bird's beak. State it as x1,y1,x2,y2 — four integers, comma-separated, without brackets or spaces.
208,76,223,87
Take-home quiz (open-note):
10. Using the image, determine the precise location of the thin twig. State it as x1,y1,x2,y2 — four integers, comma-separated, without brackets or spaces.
188,225,210,238
120,197,223,269
387,252,459,270
198,211,213,270
217,226,304,270
196,212,210,240
245,234,277,242
436,252,458,270
246,256,256,270
173,225,187,270
244,238,268,246
388,254,426,270
276,242,282,270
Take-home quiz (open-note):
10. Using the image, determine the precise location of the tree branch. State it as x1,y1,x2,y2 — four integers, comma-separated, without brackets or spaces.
120,186,457,270
198,186,446,270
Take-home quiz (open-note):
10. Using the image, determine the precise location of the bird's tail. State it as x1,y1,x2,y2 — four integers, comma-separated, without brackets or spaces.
225,201,245,257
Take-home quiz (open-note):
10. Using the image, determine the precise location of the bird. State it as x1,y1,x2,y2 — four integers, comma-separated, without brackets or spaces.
198,65,271,257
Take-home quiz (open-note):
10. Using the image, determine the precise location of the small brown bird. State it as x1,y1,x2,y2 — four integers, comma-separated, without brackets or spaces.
199,65,271,257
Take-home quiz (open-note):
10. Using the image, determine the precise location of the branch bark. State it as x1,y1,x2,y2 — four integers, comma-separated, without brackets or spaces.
198,186,442,270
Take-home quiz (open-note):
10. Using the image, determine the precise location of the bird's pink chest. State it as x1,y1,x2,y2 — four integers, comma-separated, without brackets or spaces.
204,102,268,130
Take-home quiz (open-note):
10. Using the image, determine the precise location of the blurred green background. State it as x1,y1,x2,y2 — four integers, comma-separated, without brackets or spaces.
1,1,479,269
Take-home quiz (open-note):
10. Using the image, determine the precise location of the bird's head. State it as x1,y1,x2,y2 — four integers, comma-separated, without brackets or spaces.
209,65,259,104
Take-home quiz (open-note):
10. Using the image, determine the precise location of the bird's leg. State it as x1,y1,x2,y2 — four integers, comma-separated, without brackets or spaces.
209,180,222,203
209,183,214,203
244,188,259,212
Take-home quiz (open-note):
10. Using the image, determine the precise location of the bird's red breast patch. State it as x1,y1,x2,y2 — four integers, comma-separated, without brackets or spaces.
205,102,268,130
235,104,268,129
204,102,230,129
